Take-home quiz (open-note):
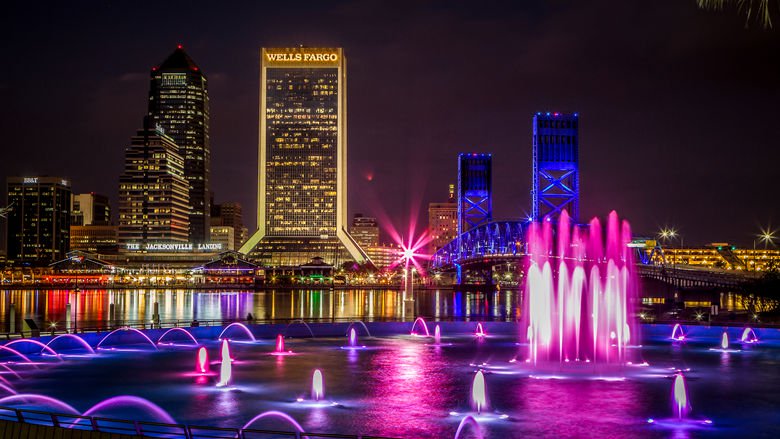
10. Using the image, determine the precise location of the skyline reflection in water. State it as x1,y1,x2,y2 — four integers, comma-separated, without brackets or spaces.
0,289,522,329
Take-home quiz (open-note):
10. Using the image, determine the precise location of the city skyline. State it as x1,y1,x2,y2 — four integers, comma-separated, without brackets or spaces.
2,1,779,247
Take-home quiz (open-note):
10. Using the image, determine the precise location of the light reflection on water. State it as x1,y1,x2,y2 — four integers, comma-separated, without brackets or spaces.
0,289,522,328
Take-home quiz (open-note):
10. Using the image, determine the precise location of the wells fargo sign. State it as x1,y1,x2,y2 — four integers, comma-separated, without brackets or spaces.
263,48,341,65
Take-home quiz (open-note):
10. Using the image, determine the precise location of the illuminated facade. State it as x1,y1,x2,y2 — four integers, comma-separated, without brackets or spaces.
210,226,235,251
350,214,379,250
118,119,190,248
149,45,211,243
428,184,457,254
5,176,72,264
532,112,579,222
458,154,492,238
211,201,246,250
71,193,111,226
70,225,118,253
241,47,366,266
652,244,780,272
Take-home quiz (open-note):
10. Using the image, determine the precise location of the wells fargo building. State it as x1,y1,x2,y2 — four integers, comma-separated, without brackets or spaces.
241,47,367,267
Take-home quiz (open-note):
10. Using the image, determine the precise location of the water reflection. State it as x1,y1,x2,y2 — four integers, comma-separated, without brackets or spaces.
0,289,522,329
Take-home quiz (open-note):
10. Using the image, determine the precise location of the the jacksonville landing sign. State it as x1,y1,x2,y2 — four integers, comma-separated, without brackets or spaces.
125,243,223,252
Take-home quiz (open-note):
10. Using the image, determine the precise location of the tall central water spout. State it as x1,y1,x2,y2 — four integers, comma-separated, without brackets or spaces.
720,332,729,350
216,339,232,387
672,373,689,420
196,346,209,374
348,328,357,347
276,334,285,353
434,325,441,344
312,369,324,401
471,371,487,414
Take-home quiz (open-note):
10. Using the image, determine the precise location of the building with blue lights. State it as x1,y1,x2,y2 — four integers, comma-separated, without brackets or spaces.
531,112,579,222
457,153,492,238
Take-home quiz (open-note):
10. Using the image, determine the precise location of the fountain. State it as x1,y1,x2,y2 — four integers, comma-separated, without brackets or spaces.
96,327,158,351
411,317,430,336
157,328,199,346
741,327,758,344
671,324,685,341
218,322,256,342
471,371,487,414
5,339,61,357
196,347,209,374
475,323,486,338
216,339,232,388
312,369,324,401
271,334,294,356
435,325,441,344
241,411,307,436
721,332,729,350
453,416,484,439
672,372,689,420
0,394,80,415
523,211,638,365
80,395,176,424
341,328,365,349
46,334,95,354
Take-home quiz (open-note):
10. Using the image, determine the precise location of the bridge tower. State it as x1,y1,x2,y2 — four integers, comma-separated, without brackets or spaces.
457,153,492,263
532,112,579,223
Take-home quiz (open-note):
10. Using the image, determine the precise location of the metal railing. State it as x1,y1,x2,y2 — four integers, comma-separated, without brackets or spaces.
0,406,397,439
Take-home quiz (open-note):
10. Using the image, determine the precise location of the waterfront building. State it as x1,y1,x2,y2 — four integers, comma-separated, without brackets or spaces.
652,244,780,272
5,176,72,264
148,45,211,242
118,118,190,248
350,214,379,250
532,112,579,222
211,201,246,250
428,184,457,255
69,225,118,253
241,47,366,266
366,244,401,269
71,193,111,226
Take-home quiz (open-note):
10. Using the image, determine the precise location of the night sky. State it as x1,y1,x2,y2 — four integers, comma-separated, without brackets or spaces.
2,0,778,248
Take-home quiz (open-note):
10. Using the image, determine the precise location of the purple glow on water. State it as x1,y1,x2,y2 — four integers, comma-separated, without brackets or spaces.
0,394,79,414
312,369,324,401
81,395,176,424
411,317,430,336
218,322,256,342
524,210,638,365
471,370,487,414
157,328,198,346
672,373,689,420
46,334,95,354
96,327,158,351
196,347,209,374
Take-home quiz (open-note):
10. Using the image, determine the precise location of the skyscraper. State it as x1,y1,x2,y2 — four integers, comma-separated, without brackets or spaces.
5,176,72,264
531,112,579,222
350,214,379,250
71,193,111,226
241,47,366,266
211,201,246,250
118,118,190,249
148,45,211,242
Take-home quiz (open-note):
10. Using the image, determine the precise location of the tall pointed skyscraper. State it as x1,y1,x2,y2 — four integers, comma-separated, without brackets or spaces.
240,47,367,266
148,44,211,243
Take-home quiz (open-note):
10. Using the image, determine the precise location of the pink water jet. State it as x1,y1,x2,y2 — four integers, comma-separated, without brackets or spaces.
475,323,486,338
523,211,638,365
411,317,430,336
218,322,256,342
454,415,484,439
434,325,441,344
46,334,95,354
671,324,685,341
5,339,61,358
196,347,209,374
672,372,690,420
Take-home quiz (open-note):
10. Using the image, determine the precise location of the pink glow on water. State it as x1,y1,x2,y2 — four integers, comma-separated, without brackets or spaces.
741,328,758,343
475,323,486,338
157,328,198,346
96,327,158,350
524,211,638,365
312,369,324,401
81,396,176,424
454,415,484,439
348,328,357,347
46,334,95,354
196,347,209,374
218,322,256,342
276,334,285,353
5,339,61,358
411,317,430,336
671,324,685,341
471,370,487,414
216,339,232,387
721,332,729,350
434,325,441,344
672,373,690,419
0,394,79,414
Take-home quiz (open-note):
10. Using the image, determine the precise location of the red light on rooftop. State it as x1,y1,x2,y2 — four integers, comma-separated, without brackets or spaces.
152,66,158,71
177,44,183,49
193,67,199,71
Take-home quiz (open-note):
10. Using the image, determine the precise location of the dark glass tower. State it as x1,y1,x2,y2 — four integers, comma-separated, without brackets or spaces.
148,45,211,243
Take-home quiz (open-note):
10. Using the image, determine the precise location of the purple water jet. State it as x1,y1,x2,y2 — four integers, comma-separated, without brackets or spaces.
96,327,158,351
46,334,95,354
196,347,209,374
671,324,685,341
0,394,79,414
741,328,758,344
411,317,430,336
157,328,198,346
240,411,307,437
218,322,256,342
81,395,176,424
5,339,61,358
475,323,486,338
523,211,638,365
454,415,484,439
